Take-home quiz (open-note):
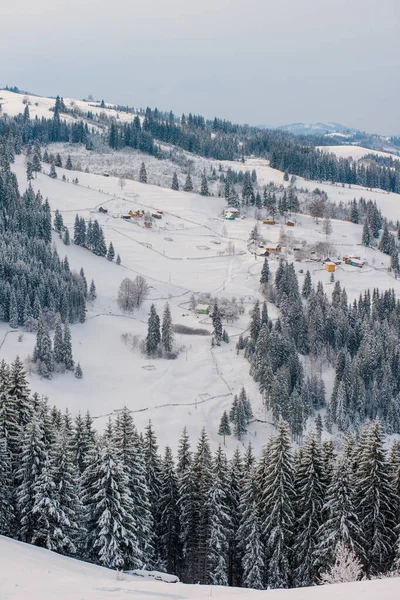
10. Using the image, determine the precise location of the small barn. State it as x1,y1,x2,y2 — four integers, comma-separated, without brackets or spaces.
287,220,295,226
264,244,281,253
263,220,275,225
225,212,236,221
195,304,210,315
324,262,336,272
98,207,108,214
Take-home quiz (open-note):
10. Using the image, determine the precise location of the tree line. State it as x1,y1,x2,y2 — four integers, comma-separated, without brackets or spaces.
0,362,399,590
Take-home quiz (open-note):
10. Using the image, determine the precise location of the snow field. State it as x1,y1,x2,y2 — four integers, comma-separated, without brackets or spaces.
1,535,399,600
5,154,400,453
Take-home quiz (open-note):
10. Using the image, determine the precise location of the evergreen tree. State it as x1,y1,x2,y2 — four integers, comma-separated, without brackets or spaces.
161,302,173,354
49,163,57,179
0,436,14,535
293,432,325,587
116,254,121,265
16,415,47,542
139,162,148,183
183,171,193,192
261,420,295,588
74,363,83,379
237,467,264,589
65,155,73,170
81,440,141,569
89,279,97,301
144,421,162,565
302,270,312,299
8,289,18,329
260,257,270,285
159,446,180,574
146,304,161,356
63,227,70,245
200,169,210,196
206,447,230,586
218,411,231,445
211,300,223,346
9,357,32,428
53,317,64,366
63,323,74,371
354,421,397,575
107,242,115,261
362,222,371,247
171,172,179,190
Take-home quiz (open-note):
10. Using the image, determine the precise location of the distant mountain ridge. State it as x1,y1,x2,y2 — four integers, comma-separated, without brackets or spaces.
266,122,360,136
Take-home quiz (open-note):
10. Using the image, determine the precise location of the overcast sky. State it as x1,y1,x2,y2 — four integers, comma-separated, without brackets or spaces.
1,0,399,134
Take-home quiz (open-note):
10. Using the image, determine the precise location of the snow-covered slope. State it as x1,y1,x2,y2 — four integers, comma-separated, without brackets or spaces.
0,89,136,124
1,536,399,600
316,145,398,161
2,153,400,454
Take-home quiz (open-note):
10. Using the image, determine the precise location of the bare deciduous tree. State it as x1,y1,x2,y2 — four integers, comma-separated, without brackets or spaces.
117,275,150,312
118,177,126,191
310,195,325,223
320,543,362,585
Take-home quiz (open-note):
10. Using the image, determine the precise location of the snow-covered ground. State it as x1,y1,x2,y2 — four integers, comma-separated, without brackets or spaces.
3,153,400,453
1,536,398,600
0,89,138,125
316,145,398,160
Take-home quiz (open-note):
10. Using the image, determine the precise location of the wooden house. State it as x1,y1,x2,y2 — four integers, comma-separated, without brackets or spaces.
324,262,336,272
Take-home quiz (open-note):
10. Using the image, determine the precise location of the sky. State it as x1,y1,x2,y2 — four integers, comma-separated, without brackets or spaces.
1,0,399,134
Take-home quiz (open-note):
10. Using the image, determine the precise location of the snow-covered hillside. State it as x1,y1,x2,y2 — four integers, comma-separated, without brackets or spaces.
316,145,398,161
1,153,400,453
0,89,137,124
1,536,398,600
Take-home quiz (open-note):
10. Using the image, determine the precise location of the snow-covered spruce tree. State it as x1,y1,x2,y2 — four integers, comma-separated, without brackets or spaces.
211,300,223,346
206,446,231,586
260,257,270,286
8,357,32,430
161,302,174,354
113,408,154,567
16,414,47,543
0,360,20,460
177,427,196,582
292,431,326,587
144,421,163,566
354,421,397,576
200,169,210,196
89,279,97,301
159,446,180,574
33,317,54,379
0,437,14,535
63,227,70,245
249,300,261,343
74,363,83,379
237,467,264,590
63,322,74,371
362,222,370,247
218,411,231,446
146,304,161,356
49,163,57,178
191,428,213,584
183,171,193,192
171,172,179,190
81,439,141,569
72,412,95,476
227,449,244,587
116,253,121,265
260,420,295,589
79,268,88,299
50,428,83,555
316,453,364,576
66,155,72,170
139,162,148,183
107,242,115,261
53,316,64,367
301,270,312,299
